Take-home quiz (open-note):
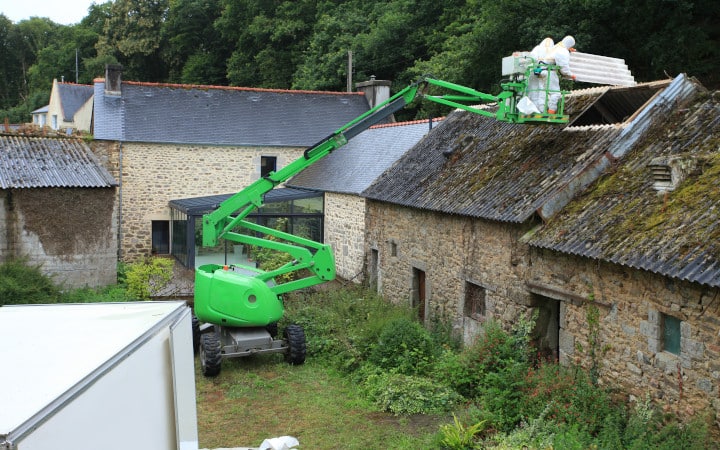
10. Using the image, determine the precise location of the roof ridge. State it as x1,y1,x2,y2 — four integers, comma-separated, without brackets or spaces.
370,117,444,129
58,82,93,87
92,78,365,96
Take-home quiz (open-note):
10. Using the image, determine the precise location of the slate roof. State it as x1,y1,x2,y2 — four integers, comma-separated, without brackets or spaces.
287,119,440,194
93,81,371,147
0,135,117,188
363,77,696,225
528,89,720,287
57,83,93,122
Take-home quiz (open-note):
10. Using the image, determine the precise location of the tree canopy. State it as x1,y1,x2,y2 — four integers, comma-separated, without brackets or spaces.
1,0,718,123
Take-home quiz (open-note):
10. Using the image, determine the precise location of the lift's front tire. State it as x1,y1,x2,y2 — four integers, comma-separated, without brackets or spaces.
200,332,222,377
284,324,306,365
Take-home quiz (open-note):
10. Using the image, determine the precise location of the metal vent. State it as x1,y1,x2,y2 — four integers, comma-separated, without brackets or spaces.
648,156,696,192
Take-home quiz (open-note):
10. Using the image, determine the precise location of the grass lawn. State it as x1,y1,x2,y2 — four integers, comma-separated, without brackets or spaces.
195,354,446,449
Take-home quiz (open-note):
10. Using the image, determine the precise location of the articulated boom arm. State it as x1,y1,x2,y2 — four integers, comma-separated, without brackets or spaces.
199,74,565,296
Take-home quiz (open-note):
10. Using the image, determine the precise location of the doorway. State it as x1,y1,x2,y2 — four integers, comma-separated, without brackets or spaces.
412,267,426,323
533,295,560,361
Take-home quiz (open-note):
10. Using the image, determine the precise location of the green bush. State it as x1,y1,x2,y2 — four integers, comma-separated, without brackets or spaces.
283,285,414,371
0,259,59,305
363,370,461,415
458,318,536,431
522,362,619,435
368,317,437,376
59,285,133,303
439,414,487,450
124,257,174,300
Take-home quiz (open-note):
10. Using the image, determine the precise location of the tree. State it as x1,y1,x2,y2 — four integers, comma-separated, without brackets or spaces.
162,0,228,84
217,0,318,88
96,0,170,81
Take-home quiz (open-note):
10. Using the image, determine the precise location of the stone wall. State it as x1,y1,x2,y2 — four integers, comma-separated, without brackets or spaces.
366,201,536,341
324,193,366,281
116,142,304,262
367,199,720,425
528,247,720,425
0,188,118,288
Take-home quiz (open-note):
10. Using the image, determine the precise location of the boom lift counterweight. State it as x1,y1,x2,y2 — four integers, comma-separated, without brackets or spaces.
194,61,568,376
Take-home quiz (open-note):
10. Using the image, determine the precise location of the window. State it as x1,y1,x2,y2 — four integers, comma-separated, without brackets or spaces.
662,313,681,355
152,220,170,254
261,156,277,178
390,241,398,257
464,282,486,320
51,115,58,130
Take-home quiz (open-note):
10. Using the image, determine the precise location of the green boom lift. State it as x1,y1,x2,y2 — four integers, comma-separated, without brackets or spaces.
194,57,568,376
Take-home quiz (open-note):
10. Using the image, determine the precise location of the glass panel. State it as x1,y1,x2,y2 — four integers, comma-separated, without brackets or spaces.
663,314,681,355
259,200,290,214
292,217,322,241
152,221,170,254
293,196,323,213
171,211,188,266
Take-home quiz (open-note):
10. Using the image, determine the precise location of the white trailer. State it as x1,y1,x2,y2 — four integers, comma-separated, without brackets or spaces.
0,301,199,450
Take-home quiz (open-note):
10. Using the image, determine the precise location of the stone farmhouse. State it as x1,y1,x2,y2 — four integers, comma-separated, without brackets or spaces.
0,135,118,288
362,74,720,425
287,118,442,281
91,66,374,264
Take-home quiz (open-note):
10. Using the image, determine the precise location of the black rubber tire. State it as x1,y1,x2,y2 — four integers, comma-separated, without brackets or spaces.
191,313,200,355
200,332,222,377
283,324,306,365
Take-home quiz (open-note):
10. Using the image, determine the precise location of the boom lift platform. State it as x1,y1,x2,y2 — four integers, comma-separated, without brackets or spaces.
194,60,569,377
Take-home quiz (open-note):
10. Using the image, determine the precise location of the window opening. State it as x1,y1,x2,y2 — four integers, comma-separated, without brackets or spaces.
662,313,681,355
152,220,170,254
464,282,486,320
568,85,663,127
261,156,277,178
390,241,398,257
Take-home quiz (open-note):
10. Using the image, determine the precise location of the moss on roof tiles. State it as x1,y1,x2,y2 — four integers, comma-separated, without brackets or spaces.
533,91,720,282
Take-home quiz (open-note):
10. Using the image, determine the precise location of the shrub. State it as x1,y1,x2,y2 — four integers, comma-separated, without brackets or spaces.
59,285,133,303
363,370,461,415
368,317,437,376
462,318,536,431
622,395,711,449
0,259,59,305
283,285,414,371
439,414,487,450
124,257,174,300
522,362,620,435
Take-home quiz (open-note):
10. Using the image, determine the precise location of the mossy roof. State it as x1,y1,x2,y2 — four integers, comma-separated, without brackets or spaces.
363,89,619,223
529,91,720,287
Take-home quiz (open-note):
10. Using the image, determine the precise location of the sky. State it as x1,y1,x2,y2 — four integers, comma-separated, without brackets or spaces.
2,0,98,25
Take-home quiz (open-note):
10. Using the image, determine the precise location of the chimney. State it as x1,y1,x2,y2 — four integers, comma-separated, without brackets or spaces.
104,64,123,96
355,76,392,109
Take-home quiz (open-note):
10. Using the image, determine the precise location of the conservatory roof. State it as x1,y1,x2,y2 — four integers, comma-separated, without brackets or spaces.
169,187,321,216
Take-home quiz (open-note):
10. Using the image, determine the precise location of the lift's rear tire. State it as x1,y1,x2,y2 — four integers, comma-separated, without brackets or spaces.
200,332,222,377
283,324,306,365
